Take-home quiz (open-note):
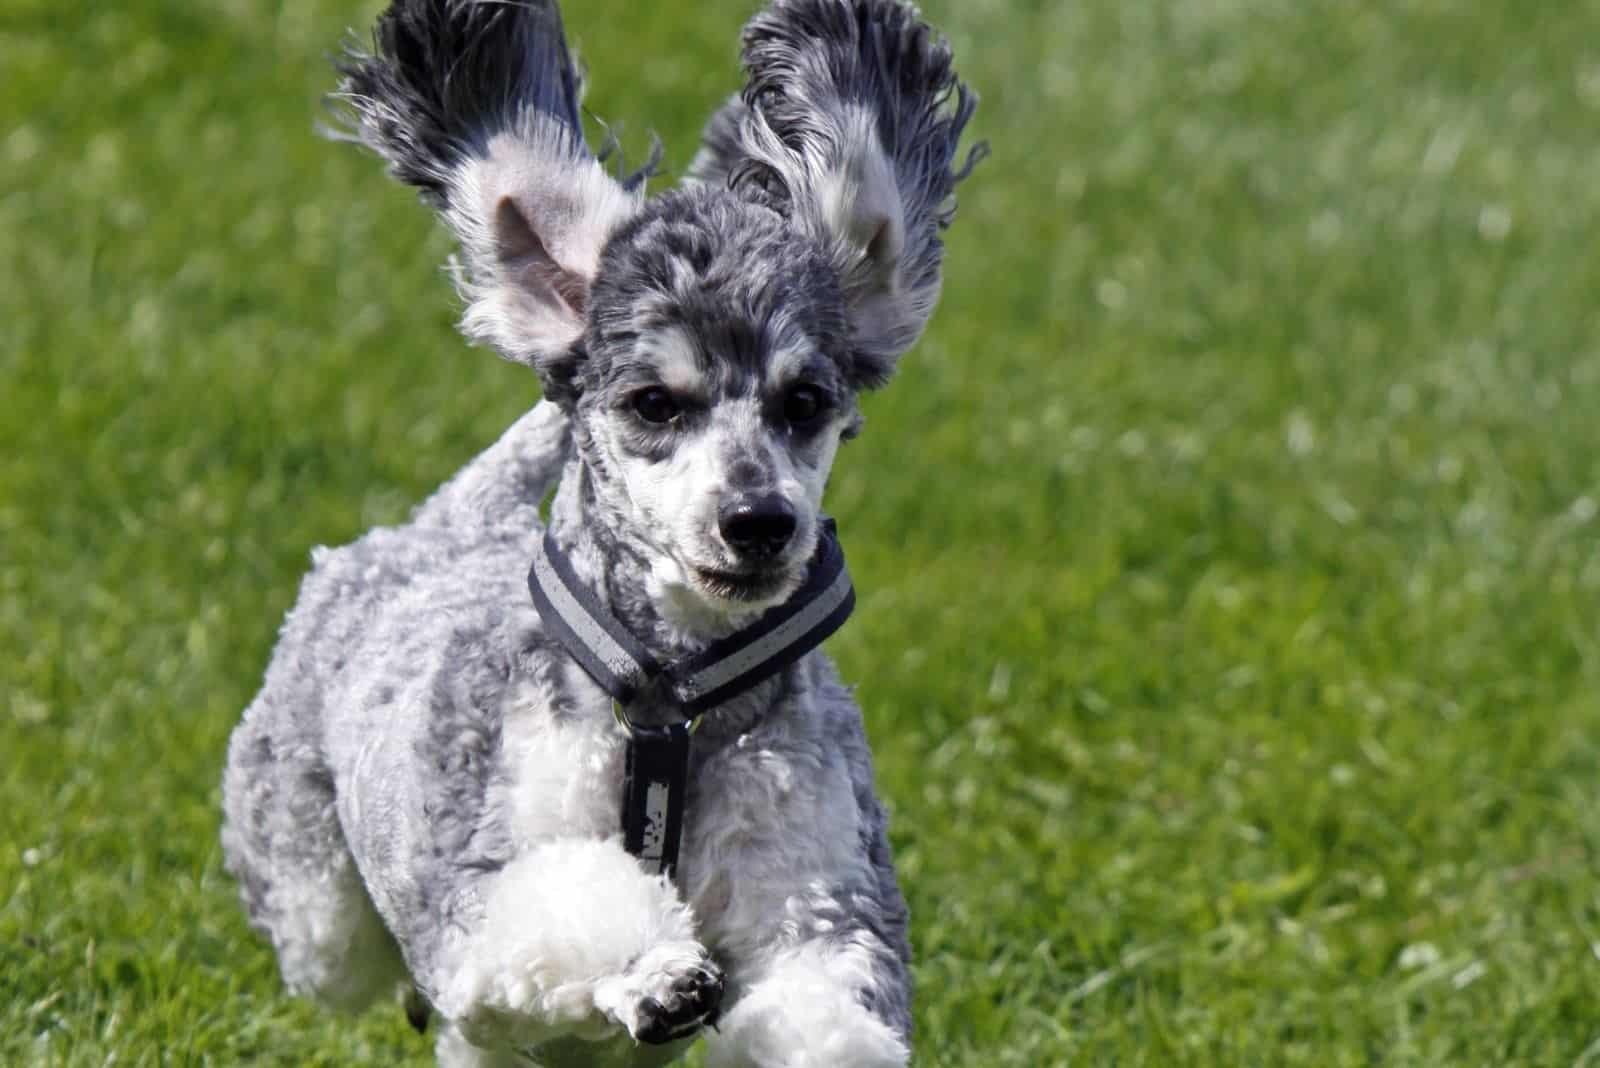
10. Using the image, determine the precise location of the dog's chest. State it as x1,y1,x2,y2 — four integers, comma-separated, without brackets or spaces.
493,652,865,922
492,660,748,849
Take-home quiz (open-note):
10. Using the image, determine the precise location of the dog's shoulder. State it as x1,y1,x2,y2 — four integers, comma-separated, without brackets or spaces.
268,404,570,688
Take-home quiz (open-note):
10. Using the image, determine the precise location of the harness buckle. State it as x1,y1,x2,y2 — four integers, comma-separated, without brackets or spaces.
612,699,704,737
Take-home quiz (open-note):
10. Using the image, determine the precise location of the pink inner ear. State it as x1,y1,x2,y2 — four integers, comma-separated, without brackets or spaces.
535,257,590,316
864,216,902,274
851,209,904,295
494,196,590,315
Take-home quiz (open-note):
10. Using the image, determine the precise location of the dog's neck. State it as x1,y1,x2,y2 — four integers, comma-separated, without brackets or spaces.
542,458,799,734
545,461,738,645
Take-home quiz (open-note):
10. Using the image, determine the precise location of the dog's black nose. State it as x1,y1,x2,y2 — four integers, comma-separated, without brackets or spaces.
719,495,796,560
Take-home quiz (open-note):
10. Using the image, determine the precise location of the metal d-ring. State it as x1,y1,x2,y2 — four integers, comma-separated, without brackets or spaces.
612,699,704,737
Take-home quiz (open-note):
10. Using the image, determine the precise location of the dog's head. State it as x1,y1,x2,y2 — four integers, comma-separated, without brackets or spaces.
337,0,980,618
566,191,856,613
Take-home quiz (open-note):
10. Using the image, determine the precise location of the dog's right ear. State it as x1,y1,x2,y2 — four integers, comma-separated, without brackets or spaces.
451,134,639,403
331,0,643,405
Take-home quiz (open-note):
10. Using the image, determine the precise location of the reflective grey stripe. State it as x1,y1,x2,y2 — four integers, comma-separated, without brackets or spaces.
531,543,650,687
678,565,854,700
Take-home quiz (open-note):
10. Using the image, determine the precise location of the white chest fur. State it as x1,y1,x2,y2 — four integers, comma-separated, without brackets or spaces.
494,661,628,849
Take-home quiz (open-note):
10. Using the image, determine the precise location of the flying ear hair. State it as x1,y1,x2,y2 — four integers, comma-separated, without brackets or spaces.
330,0,643,402
688,0,987,388
331,0,981,398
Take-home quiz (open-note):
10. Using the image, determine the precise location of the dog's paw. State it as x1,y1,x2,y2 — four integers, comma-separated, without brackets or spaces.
704,974,908,1068
632,959,724,1045
593,940,724,1045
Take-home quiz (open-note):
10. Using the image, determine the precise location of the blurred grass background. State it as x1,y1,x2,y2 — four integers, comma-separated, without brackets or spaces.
6,0,1600,1063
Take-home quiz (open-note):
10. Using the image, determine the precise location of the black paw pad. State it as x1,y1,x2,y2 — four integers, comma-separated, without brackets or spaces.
634,962,726,1045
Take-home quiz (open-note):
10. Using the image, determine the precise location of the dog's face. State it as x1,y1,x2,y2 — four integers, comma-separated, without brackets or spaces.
568,190,861,619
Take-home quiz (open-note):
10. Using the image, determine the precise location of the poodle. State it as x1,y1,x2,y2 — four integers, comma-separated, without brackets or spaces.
220,1,980,1064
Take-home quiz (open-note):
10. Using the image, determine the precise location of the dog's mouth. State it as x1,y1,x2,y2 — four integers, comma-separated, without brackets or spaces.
689,565,795,604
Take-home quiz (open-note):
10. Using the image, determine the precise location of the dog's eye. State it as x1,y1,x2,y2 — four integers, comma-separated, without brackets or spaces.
631,387,681,425
783,384,826,425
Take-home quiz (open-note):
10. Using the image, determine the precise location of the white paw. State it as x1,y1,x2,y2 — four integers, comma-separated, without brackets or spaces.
593,940,726,1045
435,842,703,1047
706,981,907,1068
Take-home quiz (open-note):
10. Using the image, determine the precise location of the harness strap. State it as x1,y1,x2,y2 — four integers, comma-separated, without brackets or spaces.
528,520,855,877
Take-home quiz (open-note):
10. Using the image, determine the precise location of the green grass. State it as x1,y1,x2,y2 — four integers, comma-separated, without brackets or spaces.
7,0,1600,1063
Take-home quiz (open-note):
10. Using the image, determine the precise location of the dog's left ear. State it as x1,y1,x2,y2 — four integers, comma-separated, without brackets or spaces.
333,0,645,405
688,0,986,389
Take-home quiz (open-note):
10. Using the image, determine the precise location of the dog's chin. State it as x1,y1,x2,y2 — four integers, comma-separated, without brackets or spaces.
688,565,799,607
648,553,807,636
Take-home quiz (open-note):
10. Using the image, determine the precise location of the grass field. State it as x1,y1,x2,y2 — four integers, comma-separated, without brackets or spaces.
7,0,1600,1063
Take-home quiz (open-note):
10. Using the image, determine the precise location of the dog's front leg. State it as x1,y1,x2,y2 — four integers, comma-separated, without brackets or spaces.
693,775,912,1067
703,905,910,1068
429,837,724,1055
